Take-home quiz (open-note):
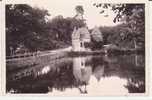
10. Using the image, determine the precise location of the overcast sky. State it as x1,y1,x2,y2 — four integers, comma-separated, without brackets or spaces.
8,0,119,28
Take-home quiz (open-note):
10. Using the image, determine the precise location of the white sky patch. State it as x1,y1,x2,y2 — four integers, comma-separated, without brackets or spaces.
9,0,119,28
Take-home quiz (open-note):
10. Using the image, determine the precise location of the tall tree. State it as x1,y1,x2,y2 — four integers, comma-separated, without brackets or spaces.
6,4,87,56
74,5,85,21
93,4,145,49
75,5,84,16
47,15,86,43
6,4,51,55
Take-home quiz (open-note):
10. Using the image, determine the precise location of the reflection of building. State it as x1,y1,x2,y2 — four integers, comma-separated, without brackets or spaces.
93,65,105,81
73,57,92,85
72,56,105,88
72,56,92,94
72,27,91,51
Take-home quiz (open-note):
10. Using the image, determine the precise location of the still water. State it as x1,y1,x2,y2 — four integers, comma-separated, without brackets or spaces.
6,54,145,95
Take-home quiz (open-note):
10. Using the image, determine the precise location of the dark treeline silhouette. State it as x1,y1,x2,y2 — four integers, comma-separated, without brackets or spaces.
98,23,144,49
6,4,145,56
93,4,145,50
6,4,85,56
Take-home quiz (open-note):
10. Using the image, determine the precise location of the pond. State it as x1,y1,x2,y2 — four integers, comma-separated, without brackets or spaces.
6,54,145,95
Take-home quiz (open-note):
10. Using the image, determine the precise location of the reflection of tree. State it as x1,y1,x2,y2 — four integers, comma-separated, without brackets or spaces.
103,54,145,93
7,54,145,93
48,63,75,91
93,65,104,81
135,55,145,67
72,57,92,94
7,60,77,93
91,56,105,69
124,78,145,93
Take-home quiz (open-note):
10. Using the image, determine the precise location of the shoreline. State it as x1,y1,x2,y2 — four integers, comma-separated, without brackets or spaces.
6,48,144,71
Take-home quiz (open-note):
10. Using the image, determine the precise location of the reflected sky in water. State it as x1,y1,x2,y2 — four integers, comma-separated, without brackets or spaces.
6,54,145,95
48,76,128,96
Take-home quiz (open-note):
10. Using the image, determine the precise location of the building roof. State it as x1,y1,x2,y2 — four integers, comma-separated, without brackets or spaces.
72,27,90,40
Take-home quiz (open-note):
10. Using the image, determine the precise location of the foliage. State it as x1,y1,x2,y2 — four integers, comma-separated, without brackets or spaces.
93,3,145,49
75,5,84,16
48,16,86,43
6,4,86,56
99,24,140,49
90,28,104,50
6,4,51,55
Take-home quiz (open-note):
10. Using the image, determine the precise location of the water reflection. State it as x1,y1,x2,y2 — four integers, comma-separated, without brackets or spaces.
73,56,92,94
86,76,128,95
6,54,145,95
41,65,51,75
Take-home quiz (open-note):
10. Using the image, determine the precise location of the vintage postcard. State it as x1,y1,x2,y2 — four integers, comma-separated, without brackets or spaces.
0,0,151,97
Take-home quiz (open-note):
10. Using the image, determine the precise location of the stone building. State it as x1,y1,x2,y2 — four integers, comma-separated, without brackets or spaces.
72,27,91,51
71,26,103,52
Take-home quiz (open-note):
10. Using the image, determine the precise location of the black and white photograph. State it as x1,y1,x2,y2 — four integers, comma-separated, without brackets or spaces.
5,0,146,96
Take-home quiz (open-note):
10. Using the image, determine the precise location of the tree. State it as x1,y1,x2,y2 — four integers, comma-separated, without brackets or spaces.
6,4,51,55
75,5,84,16
74,5,85,22
93,4,145,50
47,15,86,43
6,4,86,56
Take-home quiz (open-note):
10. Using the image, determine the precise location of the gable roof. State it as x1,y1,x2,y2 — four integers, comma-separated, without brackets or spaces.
72,27,90,40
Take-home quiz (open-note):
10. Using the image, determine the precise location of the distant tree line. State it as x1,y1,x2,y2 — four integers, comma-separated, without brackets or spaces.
6,4,85,56
98,23,143,49
6,4,145,56
93,3,145,50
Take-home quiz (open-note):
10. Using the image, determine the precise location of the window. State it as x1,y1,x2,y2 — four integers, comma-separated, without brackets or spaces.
81,62,85,66
81,62,83,66
80,42,83,47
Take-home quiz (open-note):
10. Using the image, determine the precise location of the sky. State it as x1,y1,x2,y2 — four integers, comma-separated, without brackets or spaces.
8,0,119,28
